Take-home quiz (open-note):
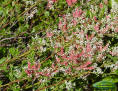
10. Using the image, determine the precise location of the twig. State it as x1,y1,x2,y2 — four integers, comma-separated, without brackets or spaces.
0,77,29,88
0,0,42,31
0,36,26,43
36,71,91,91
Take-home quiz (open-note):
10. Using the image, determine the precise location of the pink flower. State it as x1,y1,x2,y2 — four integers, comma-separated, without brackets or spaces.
52,0,57,3
63,15,67,23
60,61,68,66
94,25,99,31
81,61,92,68
25,70,33,76
62,55,68,60
86,43,91,53
57,47,64,56
28,62,31,69
58,20,62,29
86,34,94,40
46,32,53,37
51,63,55,69
77,50,84,58
106,15,110,19
56,56,60,63
76,61,94,70
32,65,36,70
72,19,77,26
72,0,77,3
73,8,83,18
104,0,108,4
73,8,79,18
45,72,51,77
86,34,89,40
65,67,71,74
32,63,40,70
66,0,77,6
83,67,94,70
26,62,40,76
93,16,97,22
62,24,67,31
102,43,109,51
99,3,103,8
66,0,72,6
98,43,109,52
38,72,44,76
115,27,118,33
101,25,110,34
78,9,83,16
47,2,52,9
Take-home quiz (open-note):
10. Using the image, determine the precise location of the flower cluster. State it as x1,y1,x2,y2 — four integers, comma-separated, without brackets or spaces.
24,0,37,21
25,0,118,86
25,62,40,77
47,0,78,9
66,0,77,6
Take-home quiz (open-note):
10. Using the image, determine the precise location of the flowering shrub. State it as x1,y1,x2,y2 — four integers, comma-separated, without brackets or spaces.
0,0,118,90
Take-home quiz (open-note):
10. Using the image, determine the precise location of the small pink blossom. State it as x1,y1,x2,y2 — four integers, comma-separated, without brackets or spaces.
86,43,91,53
93,16,97,22
56,56,60,63
102,43,109,51
38,72,44,76
104,0,108,4
58,20,62,29
52,0,57,3
63,15,67,23
46,32,53,37
25,70,33,76
51,63,55,69
45,72,51,77
86,34,89,40
86,34,94,40
73,8,83,18
76,61,94,70
62,24,67,31
66,0,72,6
83,67,94,70
77,50,84,58
106,15,110,19
72,0,77,3
60,61,68,66
78,9,83,16
26,62,41,76
66,0,77,6
115,27,118,32
101,25,110,34
72,19,77,26
99,3,103,8
81,61,92,68
57,47,64,56
73,8,79,18
65,67,71,74
47,0,57,9
61,55,68,60
94,25,99,31
28,62,31,69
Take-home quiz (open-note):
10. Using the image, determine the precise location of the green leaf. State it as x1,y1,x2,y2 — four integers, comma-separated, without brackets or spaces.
9,48,19,57
93,80,116,90
107,54,118,62
0,7,3,15
0,81,3,85
0,57,6,64
103,76,118,83
44,11,50,17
